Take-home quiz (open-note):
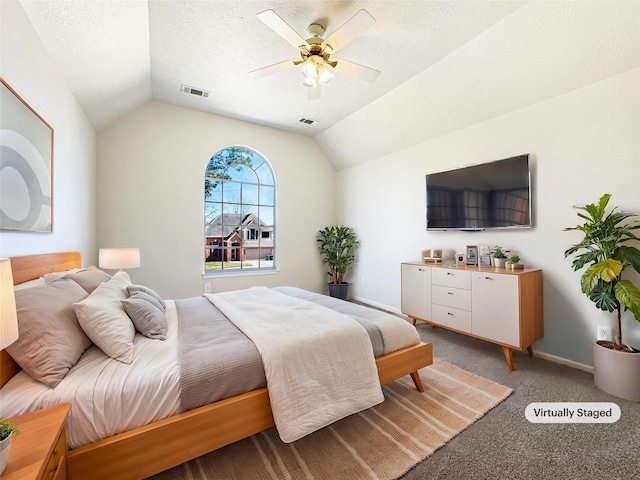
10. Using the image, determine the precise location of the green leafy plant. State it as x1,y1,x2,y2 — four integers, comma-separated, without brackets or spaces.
0,417,19,441
493,246,507,259
564,193,640,351
317,225,359,285
507,254,521,264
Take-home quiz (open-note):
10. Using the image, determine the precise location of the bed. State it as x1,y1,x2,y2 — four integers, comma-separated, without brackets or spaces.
0,251,433,480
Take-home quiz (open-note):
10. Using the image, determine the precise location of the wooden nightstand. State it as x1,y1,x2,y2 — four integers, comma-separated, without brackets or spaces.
2,403,71,480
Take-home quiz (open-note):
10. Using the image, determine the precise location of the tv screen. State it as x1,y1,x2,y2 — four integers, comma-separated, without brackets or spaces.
426,154,531,231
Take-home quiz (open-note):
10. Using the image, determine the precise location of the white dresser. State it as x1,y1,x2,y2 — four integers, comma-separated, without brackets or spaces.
401,262,543,370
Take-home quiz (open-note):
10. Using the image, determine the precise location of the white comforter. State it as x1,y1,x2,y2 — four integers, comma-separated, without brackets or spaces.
206,287,385,442
0,301,182,449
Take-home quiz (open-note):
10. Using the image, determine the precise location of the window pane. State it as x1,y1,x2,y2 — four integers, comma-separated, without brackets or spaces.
260,185,275,206
242,183,259,205
222,182,242,204
255,161,274,185
258,206,274,226
226,164,257,183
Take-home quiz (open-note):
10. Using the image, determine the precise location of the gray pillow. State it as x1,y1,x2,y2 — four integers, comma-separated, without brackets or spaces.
63,266,112,293
127,284,165,308
7,279,92,388
129,290,164,311
121,297,167,340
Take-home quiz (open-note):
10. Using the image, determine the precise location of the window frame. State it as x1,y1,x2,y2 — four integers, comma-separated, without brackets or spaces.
204,146,277,277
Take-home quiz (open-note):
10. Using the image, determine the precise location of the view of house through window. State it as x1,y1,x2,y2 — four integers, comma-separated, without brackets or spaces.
204,147,275,273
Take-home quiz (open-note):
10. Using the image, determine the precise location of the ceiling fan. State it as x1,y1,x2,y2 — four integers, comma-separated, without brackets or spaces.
250,9,381,100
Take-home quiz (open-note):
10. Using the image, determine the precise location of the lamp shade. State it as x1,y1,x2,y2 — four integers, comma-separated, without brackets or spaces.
0,258,19,350
99,248,141,270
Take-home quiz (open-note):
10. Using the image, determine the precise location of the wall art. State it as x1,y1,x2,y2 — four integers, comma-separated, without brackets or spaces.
0,78,54,232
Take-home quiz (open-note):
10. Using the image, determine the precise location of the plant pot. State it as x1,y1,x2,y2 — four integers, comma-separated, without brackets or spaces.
0,434,12,475
506,262,524,270
593,341,640,402
328,282,349,301
492,258,507,268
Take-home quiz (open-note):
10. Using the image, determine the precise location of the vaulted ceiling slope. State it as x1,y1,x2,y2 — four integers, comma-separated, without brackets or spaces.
20,1,640,171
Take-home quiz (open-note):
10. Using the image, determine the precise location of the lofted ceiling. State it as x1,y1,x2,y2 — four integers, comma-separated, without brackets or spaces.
20,1,527,132
18,1,640,170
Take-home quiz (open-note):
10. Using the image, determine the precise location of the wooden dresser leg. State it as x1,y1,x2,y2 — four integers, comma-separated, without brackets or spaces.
527,346,534,357
502,346,515,371
410,371,425,392
412,317,417,326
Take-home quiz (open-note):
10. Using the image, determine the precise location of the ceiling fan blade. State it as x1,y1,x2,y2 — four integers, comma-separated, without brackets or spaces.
249,59,297,79
322,9,376,53
333,58,381,83
257,10,309,49
307,85,321,101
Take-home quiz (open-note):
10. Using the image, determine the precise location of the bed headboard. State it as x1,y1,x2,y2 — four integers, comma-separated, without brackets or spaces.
0,251,82,388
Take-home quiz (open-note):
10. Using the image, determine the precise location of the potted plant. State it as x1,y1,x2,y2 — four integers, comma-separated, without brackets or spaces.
564,193,640,401
0,417,19,475
506,254,524,270
492,246,508,268
317,225,359,300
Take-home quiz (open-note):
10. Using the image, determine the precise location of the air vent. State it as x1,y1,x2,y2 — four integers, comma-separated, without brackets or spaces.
299,118,316,125
181,84,210,98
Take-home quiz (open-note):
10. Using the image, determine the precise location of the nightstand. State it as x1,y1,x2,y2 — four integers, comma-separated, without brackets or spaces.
2,403,71,480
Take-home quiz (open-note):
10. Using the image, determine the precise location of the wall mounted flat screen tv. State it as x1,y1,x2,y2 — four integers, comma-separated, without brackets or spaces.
426,154,531,231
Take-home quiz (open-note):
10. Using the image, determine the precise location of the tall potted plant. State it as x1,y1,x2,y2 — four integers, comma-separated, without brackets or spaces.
317,225,359,300
564,193,640,401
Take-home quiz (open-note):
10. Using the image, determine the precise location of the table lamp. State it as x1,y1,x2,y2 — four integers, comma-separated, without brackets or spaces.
98,248,141,272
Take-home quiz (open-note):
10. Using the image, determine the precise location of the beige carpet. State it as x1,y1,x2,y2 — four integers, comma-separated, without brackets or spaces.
149,360,512,480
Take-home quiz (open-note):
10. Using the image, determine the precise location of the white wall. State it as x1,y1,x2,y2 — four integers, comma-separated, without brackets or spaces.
0,0,97,262
338,68,640,368
97,101,336,299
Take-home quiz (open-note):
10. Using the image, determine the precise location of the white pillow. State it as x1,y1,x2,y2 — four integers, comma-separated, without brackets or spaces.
74,273,135,363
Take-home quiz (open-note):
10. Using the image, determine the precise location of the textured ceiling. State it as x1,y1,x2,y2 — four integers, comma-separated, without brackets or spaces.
20,0,525,132
18,1,640,171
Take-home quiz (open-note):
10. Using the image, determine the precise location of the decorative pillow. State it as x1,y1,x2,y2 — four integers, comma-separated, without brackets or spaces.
6,279,92,388
63,266,112,293
44,268,86,283
121,296,167,340
127,285,166,309
128,290,164,312
74,275,135,364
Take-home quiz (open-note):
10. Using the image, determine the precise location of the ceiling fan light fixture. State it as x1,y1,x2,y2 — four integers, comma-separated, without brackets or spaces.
301,60,318,79
317,64,335,85
302,76,317,88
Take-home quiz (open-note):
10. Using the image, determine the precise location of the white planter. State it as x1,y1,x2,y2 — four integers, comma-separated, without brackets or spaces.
593,341,640,402
492,257,507,268
0,434,12,475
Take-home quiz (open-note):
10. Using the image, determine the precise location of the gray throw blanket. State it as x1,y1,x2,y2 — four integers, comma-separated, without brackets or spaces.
176,297,266,412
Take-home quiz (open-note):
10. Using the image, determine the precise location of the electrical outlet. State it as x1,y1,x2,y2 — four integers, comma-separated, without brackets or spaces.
361,277,366,286
204,283,211,293
597,325,613,342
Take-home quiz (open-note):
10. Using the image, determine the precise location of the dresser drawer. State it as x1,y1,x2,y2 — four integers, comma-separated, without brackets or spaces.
432,268,471,289
43,429,66,480
432,304,472,333
432,285,472,310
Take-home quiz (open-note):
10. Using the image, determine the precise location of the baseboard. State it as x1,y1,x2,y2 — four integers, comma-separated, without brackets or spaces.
533,351,593,373
351,296,595,374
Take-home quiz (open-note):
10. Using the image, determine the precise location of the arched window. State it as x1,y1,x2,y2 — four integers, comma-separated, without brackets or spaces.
204,147,276,273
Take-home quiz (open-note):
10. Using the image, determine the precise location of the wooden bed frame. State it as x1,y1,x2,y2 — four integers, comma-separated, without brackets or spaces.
1,252,434,480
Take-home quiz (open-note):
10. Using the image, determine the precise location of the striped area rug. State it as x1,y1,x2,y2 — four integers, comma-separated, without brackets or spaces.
149,360,512,480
